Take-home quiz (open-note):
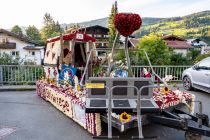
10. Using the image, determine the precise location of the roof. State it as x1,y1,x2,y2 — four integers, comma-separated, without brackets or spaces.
187,39,208,46
129,38,139,47
165,40,192,49
83,25,109,32
47,32,96,43
23,46,44,50
162,34,186,41
0,28,40,45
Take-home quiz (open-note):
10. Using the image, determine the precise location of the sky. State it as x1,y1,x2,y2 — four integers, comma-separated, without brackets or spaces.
0,0,210,29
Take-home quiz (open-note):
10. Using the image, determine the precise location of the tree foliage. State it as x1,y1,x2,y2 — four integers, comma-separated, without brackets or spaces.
136,33,171,65
194,53,210,63
108,1,118,48
11,25,23,36
26,25,42,44
40,13,63,42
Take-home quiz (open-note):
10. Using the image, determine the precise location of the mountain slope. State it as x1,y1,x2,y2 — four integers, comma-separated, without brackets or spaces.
60,17,163,29
134,11,210,44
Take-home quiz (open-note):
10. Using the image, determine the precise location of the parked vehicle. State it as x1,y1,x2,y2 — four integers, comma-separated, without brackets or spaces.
182,57,210,93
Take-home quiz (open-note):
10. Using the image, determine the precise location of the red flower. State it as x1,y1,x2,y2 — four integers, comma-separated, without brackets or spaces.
114,13,142,37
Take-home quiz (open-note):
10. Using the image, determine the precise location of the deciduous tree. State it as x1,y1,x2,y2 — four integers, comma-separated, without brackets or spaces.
26,25,42,44
11,25,23,36
136,33,171,65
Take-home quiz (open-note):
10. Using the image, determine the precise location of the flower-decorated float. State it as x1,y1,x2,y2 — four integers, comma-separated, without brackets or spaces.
36,13,210,140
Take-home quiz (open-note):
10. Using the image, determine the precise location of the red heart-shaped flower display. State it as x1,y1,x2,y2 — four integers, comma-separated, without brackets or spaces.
114,13,142,37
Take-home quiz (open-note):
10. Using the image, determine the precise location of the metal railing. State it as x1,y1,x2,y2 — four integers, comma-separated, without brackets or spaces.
0,65,43,85
131,65,191,81
0,65,191,85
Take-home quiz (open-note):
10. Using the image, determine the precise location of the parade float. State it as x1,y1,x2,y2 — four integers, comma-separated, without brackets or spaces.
36,13,210,140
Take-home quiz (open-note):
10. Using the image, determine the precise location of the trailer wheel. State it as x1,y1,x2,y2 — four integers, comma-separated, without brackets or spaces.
185,132,202,140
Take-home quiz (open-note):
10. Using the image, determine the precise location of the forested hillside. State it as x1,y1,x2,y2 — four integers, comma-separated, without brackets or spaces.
134,11,210,44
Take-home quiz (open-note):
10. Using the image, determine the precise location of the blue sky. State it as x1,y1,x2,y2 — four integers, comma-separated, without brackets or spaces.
0,0,210,29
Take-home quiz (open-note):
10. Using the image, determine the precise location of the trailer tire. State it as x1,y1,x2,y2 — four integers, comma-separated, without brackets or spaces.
185,132,202,140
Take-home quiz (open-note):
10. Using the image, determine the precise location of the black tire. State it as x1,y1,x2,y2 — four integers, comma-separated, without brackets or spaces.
183,76,193,91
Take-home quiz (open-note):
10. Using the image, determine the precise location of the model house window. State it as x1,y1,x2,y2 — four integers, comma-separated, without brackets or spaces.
32,51,35,55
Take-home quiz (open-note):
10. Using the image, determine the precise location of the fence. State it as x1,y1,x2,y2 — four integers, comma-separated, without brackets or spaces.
0,65,43,85
131,66,191,81
0,65,191,85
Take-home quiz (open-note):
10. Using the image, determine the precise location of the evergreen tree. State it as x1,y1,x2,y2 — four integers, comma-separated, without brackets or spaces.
108,1,118,48
11,25,23,36
40,13,63,42
26,25,42,44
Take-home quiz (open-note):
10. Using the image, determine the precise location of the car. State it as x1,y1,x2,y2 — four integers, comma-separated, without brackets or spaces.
182,57,210,93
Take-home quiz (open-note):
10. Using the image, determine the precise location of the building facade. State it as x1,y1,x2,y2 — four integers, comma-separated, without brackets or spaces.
0,29,44,65
162,35,192,56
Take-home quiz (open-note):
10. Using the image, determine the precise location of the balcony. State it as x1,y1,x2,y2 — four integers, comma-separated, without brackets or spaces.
0,42,16,49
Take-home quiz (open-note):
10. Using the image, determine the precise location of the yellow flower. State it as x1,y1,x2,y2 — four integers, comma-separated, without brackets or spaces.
119,112,131,123
161,87,170,95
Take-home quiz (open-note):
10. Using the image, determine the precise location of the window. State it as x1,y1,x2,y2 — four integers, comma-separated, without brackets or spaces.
11,51,19,56
32,51,35,56
16,51,19,56
11,51,16,56
198,57,210,70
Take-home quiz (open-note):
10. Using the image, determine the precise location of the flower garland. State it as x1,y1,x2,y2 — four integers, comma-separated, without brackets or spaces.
36,81,101,136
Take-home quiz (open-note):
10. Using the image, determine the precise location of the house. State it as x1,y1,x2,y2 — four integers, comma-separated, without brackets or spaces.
0,29,44,65
187,38,208,48
162,35,192,56
201,46,210,54
128,38,139,48
81,25,109,59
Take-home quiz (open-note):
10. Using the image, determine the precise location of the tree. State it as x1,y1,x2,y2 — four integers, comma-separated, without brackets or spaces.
26,25,42,44
108,1,118,48
11,25,23,36
40,13,63,42
136,33,171,65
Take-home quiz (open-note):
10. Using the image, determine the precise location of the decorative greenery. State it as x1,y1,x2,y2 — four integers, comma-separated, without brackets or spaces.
108,1,118,48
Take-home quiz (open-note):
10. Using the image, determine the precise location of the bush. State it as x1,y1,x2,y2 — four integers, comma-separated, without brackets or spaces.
194,53,210,63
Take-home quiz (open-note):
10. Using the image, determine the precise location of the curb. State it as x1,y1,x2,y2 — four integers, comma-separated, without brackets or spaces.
0,86,36,92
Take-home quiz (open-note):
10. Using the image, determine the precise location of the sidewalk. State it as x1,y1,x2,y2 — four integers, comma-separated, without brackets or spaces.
0,85,36,91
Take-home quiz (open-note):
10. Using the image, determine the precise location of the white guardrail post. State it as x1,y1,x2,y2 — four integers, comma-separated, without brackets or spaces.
0,65,43,85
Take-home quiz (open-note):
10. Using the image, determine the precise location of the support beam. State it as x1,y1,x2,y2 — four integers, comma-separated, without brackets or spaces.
124,37,133,77
106,32,119,76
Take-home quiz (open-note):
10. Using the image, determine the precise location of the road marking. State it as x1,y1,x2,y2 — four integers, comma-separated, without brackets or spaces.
0,127,16,139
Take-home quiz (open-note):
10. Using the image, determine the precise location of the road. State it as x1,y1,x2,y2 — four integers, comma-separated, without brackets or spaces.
0,87,210,140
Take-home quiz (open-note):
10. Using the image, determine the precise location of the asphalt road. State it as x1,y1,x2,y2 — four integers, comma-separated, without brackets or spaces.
0,87,210,140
